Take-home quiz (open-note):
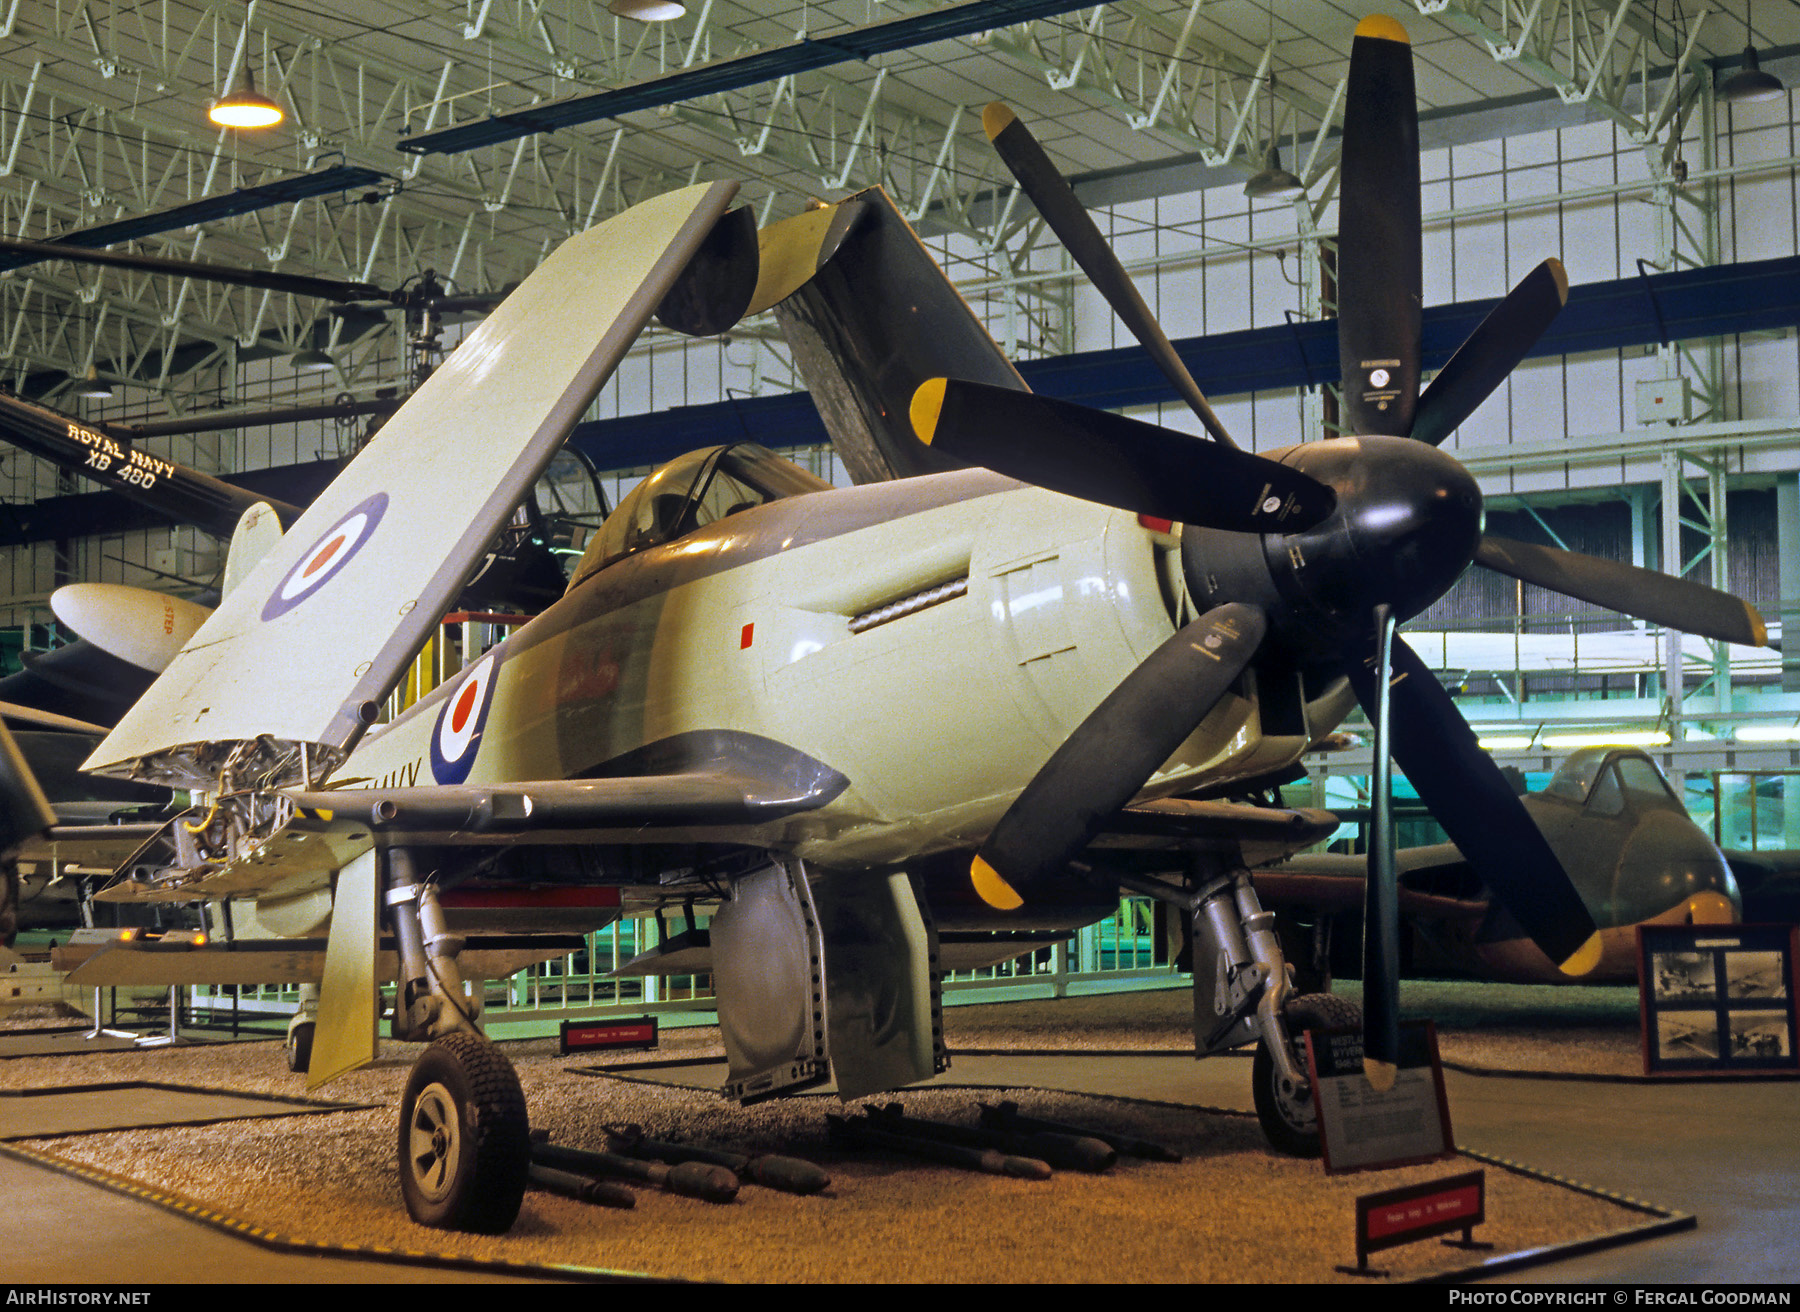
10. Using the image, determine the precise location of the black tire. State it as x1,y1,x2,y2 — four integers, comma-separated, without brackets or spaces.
398,1032,531,1233
1252,991,1362,1158
286,1021,314,1074
0,861,16,949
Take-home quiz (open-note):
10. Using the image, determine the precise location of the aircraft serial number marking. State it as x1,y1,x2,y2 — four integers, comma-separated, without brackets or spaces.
66,421,175,486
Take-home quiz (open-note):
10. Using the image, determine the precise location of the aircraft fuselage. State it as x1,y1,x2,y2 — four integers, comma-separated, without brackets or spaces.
342,463,1353,872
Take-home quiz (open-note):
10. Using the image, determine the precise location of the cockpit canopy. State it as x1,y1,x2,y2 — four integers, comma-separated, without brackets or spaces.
1542,746,1681,816
568,442,831,591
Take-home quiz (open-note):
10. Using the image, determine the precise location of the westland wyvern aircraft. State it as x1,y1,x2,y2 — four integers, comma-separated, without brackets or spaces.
24,16,1768,1234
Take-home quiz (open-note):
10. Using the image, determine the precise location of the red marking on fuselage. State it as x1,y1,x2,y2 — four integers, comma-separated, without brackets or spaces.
450,678,482,734
741,622,754,649
304,535,346,578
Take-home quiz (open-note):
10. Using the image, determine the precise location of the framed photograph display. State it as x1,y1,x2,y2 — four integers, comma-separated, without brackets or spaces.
1638,924,1800,1076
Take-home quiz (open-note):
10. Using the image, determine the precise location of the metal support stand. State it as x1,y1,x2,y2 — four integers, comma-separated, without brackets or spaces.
135,984,193,1047
81,986,137,1042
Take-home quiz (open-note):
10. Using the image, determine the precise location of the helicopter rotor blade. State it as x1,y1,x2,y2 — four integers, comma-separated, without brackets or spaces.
0,235,389,304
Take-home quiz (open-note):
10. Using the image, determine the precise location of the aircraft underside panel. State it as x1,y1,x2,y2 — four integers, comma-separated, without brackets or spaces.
711,861,831,1101
808,866,946,1101
710,859,945,1103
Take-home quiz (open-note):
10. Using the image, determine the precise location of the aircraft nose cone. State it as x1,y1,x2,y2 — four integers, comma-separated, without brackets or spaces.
1272,436,1484,634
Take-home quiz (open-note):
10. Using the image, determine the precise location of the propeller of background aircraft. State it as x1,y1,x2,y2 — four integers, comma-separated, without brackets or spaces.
913,14,1769,1085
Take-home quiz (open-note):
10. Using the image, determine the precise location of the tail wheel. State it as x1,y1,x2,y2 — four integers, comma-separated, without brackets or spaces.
285,1021,314,1074
0,862,16,949
398,1032,530,1233
1252,991,1362,1158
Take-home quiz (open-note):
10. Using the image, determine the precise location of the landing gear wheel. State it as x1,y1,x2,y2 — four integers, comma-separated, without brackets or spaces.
0,862,16,949
1253,991,1362,1158
285,1021,314,1074
398,1032,530,1233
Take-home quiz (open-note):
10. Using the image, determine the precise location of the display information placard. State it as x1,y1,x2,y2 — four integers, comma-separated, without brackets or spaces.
1305,1019,1455,1174
1638,924,1800,1076
1339,1169,1488,1277
560,1016,659,1055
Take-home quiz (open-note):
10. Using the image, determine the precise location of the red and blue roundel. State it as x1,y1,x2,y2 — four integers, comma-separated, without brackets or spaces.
262,493,389,621
430,650,501,784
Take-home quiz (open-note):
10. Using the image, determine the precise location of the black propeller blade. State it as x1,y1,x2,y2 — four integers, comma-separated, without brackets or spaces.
910,378,1336,533
1344,635,1601,973
970,604,1266,909
1337,15,1422,439
1410,259,1569,447
1475,535,1769,648
1362,606,1401,1089
983,102,1238,449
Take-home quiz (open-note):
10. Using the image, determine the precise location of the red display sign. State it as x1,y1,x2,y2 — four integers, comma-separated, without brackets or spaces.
560,1017,659,1055
1366,1179,1482,1239
1340,1169,1488,1276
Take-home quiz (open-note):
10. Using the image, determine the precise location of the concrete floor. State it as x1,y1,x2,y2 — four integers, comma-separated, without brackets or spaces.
2,1040,1794,1283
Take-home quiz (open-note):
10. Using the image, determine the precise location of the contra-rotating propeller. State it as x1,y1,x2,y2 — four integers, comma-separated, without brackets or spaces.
913,14,1770,1086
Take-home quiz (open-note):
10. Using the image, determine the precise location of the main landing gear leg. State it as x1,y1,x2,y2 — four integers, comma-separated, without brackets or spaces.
1189,871,1361,1158
385,848,530,1232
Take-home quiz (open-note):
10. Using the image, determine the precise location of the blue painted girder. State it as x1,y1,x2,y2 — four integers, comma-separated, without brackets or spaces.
560,252,1800,468
8,254,1800,547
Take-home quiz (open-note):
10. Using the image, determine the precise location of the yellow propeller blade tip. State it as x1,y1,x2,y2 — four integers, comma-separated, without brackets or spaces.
971,856,1024,910
1558,931,1605,978
910,378,947,444
982,102,1016,141
1748,604,1771,649
1355,14,1410,44
1546,257,1569,303
1363,1057,1398,1093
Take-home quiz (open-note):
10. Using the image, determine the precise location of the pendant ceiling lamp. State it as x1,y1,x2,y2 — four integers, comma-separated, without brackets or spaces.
607,0,686,20
1245,143,1305,200
74,366,113,399
1720,0,1786,104
209,62,283,129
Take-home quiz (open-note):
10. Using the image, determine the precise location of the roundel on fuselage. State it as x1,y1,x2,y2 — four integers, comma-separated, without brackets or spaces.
262,492,390,621
430,650,501,784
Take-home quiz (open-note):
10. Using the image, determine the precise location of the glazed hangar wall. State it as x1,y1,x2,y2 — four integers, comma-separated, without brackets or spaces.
0,81,1795,654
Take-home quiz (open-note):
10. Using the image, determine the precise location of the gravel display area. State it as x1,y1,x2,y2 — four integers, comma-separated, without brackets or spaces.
0,982,1670,1283
941,980,1647,1077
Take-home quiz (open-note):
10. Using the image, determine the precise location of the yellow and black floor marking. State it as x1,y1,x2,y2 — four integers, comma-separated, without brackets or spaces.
0,1140,681,1284
1427,1144,1698,1284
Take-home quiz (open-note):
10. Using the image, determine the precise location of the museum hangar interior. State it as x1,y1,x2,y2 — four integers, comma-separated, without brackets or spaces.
0,0,1798,1286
